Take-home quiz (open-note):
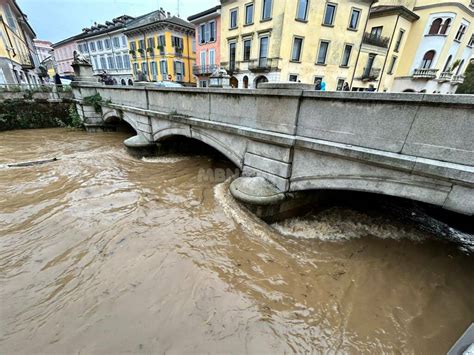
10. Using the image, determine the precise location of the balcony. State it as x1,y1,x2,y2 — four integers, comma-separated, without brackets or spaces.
362,32,390,48
438,72,453,82
413,68,438,79
193,64,219,76
248,58,279,72
452,75,465,84
221,61,240,74
361,67,381,81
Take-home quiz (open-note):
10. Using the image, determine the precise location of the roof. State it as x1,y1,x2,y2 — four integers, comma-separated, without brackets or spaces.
124,10,194,34
187,5,221,22
12,0,36,38
79,15,134,40
370,5,420,22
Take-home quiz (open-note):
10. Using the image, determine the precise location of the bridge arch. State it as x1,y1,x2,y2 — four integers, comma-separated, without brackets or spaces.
103,109,138,134
153,128,244,168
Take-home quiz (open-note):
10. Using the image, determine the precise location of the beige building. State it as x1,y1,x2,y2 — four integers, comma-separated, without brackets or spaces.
353,0,474,93
220,0,375,89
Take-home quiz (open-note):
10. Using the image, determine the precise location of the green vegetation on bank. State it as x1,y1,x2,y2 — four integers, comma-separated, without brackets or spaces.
456,63,474,94
0,99,83,131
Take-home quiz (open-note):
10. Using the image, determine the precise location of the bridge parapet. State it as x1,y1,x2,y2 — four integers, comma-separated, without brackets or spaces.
72,82,474,216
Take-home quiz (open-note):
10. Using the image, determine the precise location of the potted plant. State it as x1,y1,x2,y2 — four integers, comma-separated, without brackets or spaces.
146,47,154,55
157,45,165,53
137,48,145,56
129,49,136,56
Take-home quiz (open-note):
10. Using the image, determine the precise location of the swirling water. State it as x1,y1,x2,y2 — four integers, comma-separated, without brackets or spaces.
0,128,472,354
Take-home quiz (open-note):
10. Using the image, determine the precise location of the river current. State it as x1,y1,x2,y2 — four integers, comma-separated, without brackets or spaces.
0,129,473,354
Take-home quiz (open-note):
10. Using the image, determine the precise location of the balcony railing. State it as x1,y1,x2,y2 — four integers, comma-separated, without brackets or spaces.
193,64,219,75
221,61,240,74
362,32,390,48
361,67,381,81
413,68,438,79
438,72,453,82
452,75,465,84
248,58,279,72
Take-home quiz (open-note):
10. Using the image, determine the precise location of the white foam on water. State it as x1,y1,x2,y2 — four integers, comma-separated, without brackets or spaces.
142,156,189,164
272,207,427,242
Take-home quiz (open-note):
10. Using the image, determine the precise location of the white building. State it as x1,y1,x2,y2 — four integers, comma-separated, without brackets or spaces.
76,15,134,85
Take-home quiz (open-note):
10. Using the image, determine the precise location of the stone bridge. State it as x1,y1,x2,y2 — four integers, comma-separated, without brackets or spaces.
72,82,474,217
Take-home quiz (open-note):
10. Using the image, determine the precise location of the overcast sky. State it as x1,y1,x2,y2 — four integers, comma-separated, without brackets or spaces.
18,0,219,44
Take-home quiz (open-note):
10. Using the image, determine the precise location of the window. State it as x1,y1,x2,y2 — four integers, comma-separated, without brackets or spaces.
130,41,136,51
141,62,148,75
259,36,269,67
151,61,158,80
92,56,99,69
371,26,383,37
289,74,298,82
160,60,168,78
123,54,131,69
113,37,120,48
429,18,442,35
200,80,208,88
200,51,206,69
121,36,127,47
229,42,236,70
388,56,397,74
341,44,352,67
174,61,185,80
199,24,206,43
89,42,96,52
245,3,254,25
100,56,107,69
348,9,360,30
230,9,238,29
394,29,405,52
291,37,303,62
209,49,215,65
138,39,145,50
4,4,17,30
148,37,155,50
107,55,115,69
209,21,216,41
104,39,111,50
456,60,465,75
364,53,376,76
296,0,309,21
443,55,452,72
172,36,183,49
314,76,323,84
455,24,467,41
192,38,196,53
116,55,123,69
262,0,272,20
133,63,139,76
96,40,103,51
440,19,451,35
336,78,345,91
421,50,435,69
323,3,336,26
317,40,329,64
468,34,474,47
243,39,251,61
158,35,166,53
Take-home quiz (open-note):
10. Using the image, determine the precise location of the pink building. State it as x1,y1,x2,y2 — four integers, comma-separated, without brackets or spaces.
188,5,221,88
52,35,79,77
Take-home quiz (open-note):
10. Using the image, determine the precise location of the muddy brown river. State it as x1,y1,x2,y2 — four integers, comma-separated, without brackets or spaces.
1,128,473,354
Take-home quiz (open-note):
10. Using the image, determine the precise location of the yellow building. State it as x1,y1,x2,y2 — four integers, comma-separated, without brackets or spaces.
124,10,196,85
353,0,474,93
0,0,41,85
220,0,375,89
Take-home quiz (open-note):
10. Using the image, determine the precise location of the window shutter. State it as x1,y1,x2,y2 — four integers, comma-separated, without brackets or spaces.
182,62,185,76
205,24,210,42
173,61,177,75
198,28,202,43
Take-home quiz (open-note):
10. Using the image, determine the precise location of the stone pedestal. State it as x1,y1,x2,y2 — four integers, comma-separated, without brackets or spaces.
71,63,97,84
123,135,157,157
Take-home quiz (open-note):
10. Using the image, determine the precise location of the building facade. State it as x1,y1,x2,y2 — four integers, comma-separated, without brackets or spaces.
76,16,134,85
34,39,52,62
220,0,375,89
188,5,221,88
353,0,474,93
124,9,196,85
0,0,40,85
52,35,79,77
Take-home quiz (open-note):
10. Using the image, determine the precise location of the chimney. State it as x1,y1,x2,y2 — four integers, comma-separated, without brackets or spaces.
167,12,171,18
